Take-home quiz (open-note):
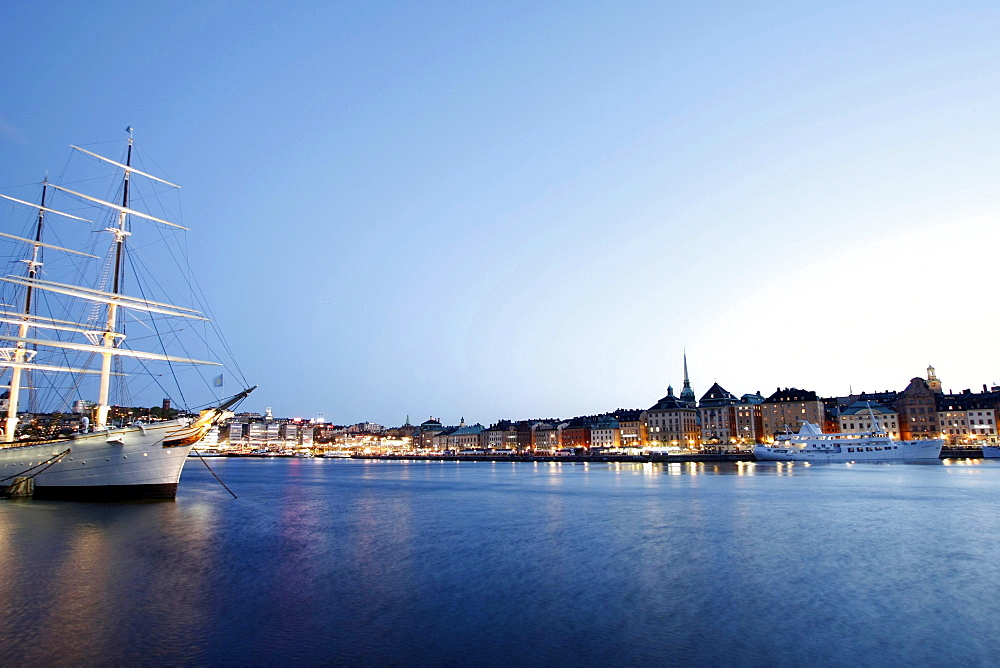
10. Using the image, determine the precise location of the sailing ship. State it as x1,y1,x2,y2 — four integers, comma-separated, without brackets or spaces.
0,130,253,500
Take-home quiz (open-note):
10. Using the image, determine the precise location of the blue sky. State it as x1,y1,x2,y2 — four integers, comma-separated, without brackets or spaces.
1,1,998,425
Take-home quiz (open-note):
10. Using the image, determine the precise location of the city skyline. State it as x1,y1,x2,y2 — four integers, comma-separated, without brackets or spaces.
252,361,989,431
2,2,998,425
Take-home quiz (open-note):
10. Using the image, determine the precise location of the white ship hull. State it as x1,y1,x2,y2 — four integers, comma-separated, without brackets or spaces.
0,419,202,500
983,445,1000,459
754,438,942,462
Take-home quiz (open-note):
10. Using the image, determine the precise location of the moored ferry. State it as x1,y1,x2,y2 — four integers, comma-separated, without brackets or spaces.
753,421,942,462
983,445,1000,459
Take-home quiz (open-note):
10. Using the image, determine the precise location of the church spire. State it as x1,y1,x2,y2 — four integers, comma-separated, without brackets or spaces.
679,349,696,406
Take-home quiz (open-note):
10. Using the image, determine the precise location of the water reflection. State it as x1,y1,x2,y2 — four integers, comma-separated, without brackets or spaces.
2,458,999,665
644,459,955,476
44,524,115,660
658,460,769,476
0,502,216,664
942,458,986,467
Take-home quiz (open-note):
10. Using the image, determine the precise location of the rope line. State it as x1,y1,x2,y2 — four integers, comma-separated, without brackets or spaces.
0,448,71,483
193,450,237,499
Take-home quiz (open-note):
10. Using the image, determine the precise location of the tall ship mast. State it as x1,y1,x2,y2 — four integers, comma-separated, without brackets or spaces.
0,130,253,500
0,178,95,441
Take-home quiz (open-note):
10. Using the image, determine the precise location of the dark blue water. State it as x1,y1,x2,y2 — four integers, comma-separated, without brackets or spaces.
1,458,998,666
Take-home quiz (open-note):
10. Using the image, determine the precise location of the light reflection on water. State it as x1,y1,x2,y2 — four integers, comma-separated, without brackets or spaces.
942,457,988,466
1,458,999,665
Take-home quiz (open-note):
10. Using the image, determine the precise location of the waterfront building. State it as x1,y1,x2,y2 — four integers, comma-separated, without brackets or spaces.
559,417,593,449
935,391,998,445
447,421,486,450
646,386,700,449
484,420,518,450
193,426,221,450
838,401,900,438
350,421,385,433
896,378,938,440
518,420,556,451
736,393,765,445
224,421,245,445
831,390,900,412
417,417,444,449
385,417,417,443
760,388,826,440
963,407,997,445
612,409,646,450
314,422,347,443
248,421,269,443
937,405,971,444
532,422,559,452
698,382,739,446
431,426,457,450
242,419,284,447
279,422,297,443
281,421,314,446
590,415,621,450
515,420,536,451
71,398,96,414
971,384,1000,443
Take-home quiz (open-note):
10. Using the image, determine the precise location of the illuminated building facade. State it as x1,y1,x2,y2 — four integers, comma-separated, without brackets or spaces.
736,393,765,445
896,378,938,440
760,388,825,439
590,415,621,450
559,418,593,449
645,386,699,448
936,392,998,445
698,382,739,445
838,401,899,438
612,409,646,450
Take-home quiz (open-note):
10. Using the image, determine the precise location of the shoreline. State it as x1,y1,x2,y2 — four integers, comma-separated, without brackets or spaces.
199,447,984,463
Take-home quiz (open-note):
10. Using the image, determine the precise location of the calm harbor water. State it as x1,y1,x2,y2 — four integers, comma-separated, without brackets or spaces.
1,457,999,666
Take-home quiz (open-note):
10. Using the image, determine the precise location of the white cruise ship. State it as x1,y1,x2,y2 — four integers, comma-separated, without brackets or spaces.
753,421,942,462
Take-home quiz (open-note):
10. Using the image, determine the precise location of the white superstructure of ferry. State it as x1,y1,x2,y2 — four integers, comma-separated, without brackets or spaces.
753,421,942,462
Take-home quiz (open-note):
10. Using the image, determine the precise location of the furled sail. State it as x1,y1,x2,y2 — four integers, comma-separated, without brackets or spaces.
0,334,221,365
47,183,187,230
0,194,91,222
71,145,181,189
0,276,208,320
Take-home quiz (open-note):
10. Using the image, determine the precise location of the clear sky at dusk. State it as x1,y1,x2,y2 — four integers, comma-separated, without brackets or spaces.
1,1,998,425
